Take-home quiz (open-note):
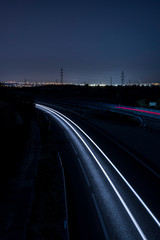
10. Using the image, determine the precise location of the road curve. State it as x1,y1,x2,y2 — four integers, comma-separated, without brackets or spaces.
36,103,160,240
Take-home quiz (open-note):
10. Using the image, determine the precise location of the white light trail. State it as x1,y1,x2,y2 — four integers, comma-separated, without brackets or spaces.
36,104,160,228
36,104,160,238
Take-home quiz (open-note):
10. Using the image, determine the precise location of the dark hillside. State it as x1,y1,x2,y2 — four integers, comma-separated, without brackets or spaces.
0,95,35,190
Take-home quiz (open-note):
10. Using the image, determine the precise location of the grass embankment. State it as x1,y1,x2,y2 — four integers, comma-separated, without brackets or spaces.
0,94,66,239
26,111,66,240
0,95,35,191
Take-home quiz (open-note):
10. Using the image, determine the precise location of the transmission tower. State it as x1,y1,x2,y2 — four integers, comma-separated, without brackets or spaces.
121,71,125,85
110,76,112,86
60,68,64,84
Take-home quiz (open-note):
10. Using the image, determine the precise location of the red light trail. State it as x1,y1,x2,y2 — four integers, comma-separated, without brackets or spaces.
115,106,160,116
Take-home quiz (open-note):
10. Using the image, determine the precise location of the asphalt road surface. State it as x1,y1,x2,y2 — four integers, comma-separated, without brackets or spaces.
36,103,160,240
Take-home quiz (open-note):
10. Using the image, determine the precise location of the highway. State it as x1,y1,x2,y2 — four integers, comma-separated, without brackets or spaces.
36,103,160,240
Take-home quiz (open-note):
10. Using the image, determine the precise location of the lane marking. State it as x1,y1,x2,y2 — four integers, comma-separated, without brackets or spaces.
57,153,69,239
65,130,90,186
64,220,67,229
64,131,70,141
77,157,90,187
36,104,159,239
91,193,110,240
70,142,78,156
37,104,160,228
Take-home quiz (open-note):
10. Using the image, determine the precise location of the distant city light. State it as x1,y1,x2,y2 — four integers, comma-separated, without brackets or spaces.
1,81,160,88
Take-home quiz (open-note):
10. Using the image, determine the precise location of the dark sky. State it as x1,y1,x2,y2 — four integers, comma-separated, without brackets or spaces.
0,0,160,84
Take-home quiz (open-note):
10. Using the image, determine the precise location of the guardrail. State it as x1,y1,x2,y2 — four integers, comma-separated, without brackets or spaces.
108,108,145,127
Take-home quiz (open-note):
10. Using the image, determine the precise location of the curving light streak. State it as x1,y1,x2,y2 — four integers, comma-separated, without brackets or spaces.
36,104,160,239
115,106,160,116
36,103,160,228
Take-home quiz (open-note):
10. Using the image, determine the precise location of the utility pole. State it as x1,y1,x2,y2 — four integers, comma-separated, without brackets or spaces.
60,68,63,84
121,71,124,86
129,79,131,86
110,76,112,86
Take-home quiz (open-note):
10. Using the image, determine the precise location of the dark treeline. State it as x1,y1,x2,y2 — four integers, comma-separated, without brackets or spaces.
0,84,160,108
0,87,35,190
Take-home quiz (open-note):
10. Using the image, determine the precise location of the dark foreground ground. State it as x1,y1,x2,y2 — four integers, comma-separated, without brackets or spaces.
0,86,160,239
0,97,66,240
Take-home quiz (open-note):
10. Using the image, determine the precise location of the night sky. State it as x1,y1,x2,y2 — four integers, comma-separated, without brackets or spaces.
0,0,160,84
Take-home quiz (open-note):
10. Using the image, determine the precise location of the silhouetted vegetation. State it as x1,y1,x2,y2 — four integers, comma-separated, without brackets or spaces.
26,111,65,240
0,91,35,190
1,84,159,108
